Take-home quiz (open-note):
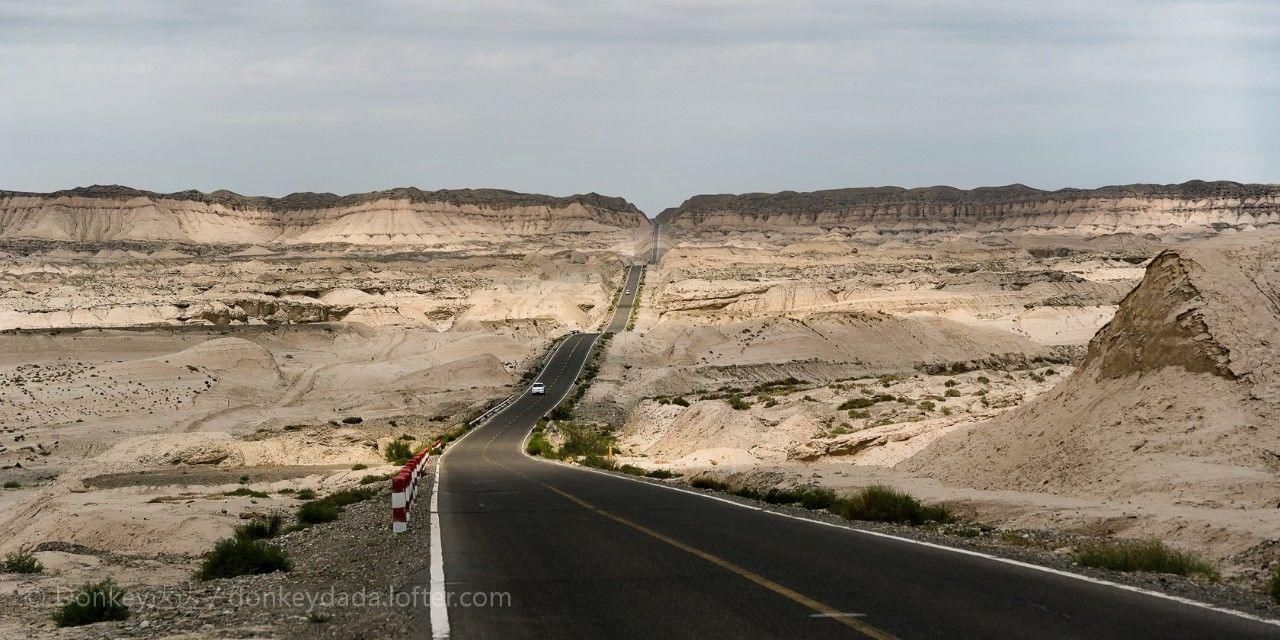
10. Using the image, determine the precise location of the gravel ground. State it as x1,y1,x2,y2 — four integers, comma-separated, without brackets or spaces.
2,467,436,639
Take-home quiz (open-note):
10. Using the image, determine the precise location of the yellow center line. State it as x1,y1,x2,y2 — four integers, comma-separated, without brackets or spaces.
542,483,898,640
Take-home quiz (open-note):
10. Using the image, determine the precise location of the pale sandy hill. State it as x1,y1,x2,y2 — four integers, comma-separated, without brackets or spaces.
906,237,1280,507
623,311,1052,377
0,185,651,250
395,353,513,392
161,337,282,376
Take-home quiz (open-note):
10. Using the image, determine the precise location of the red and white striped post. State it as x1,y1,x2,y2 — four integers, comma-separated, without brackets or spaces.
392,470,410,534
391,439,442,534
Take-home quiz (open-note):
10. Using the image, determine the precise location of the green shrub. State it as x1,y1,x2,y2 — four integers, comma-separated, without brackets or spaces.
296,501,340,526
976,376,990,384
918,401,935,412
829,485,953,524
580,455,617,471
2,550,43,574
646,469,680,479
295,486,378,528
1269,566,1280,603
233,514,284,541
839,397,876,410
526,433,555,457
796,486,837,510
321,487,378,508
755,485,837,509
691,477,730,491
944,380,958,387
727,395,751,410
671,396,690,407
53,579,129,627
225,487,269,499
197,538,292,580
558,423,614,458
944,389,961,397
359,474,390,485
350,464,367,471
2,481,20,489
384,440,412,465
548,403,574,421
294,488,316,500
687,478,833,510
1074,540,1218,578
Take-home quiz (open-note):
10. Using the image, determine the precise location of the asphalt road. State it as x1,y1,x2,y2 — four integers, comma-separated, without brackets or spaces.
414,265,1278,639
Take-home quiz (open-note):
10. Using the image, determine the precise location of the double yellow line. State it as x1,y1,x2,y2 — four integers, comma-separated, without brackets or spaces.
543,484,898,640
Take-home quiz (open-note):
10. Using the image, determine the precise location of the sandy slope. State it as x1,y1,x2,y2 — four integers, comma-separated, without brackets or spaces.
895,236,1280,560
908,237,1280,502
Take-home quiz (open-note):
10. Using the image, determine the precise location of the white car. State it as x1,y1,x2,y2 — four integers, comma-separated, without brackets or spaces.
531,382,546,395
625,289,632,294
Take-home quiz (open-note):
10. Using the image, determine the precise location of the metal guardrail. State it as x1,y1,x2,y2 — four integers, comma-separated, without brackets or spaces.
468,392,519,427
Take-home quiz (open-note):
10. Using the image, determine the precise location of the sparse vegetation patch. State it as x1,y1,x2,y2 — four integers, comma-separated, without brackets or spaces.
828,485,953,525
2,550,43,574
1073,539,1218,579
53,580,130,627
197,538,292,580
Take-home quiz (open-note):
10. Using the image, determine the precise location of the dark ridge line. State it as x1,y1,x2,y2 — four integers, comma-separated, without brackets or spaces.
655,180,1280,223
0,185,645,217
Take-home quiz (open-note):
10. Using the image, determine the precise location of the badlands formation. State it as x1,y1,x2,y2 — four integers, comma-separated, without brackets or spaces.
2,180,1280,633
596,180,1280,577
0,186,646,636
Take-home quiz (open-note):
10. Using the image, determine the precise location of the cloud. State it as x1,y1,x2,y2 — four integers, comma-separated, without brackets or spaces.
1,0,1277,213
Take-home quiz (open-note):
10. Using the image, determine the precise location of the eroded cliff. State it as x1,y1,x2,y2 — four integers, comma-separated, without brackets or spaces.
656,181,1280,240
0,185,651,250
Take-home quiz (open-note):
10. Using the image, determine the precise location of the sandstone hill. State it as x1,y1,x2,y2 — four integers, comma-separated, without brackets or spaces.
905,236,1280,508
656,180,1280,240
0,185,651,249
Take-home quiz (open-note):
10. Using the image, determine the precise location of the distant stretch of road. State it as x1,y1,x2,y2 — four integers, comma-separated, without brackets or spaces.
413,264,1278,639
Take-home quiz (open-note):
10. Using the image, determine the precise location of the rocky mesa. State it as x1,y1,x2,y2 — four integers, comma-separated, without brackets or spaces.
0,185,652,250
907,236,1280,510
656,180,1280,241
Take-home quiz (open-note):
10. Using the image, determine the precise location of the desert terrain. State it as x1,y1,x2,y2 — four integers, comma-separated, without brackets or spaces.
585,182,1280,585
2,180,1280,635
0,186,642,636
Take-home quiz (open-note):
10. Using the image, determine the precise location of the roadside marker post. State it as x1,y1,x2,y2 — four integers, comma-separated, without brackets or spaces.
391,439,442,533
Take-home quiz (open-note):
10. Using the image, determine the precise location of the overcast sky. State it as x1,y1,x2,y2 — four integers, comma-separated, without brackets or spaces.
1,1,1277,214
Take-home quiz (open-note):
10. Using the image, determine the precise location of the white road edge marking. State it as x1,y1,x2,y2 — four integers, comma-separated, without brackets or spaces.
517,324,1280,630
428,448,449,639
426,267,634,639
